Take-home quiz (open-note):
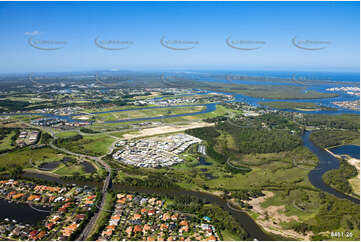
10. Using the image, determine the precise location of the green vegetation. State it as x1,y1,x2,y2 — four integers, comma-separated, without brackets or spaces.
94,106,205,122
161,78,338,99
0,147,65,172
55,131,79,139
323,159,358,196
55,134,115,157
301,114,360,130
80,127,99,134
259,101,335,111
53,163,86,176
186,119,301,159
0,130,16,151
87,192,115,240
310,130,360,148
0,99,30,111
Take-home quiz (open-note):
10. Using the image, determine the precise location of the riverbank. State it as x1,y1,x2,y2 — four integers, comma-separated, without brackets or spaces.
325,148,360,196
233,191,313,240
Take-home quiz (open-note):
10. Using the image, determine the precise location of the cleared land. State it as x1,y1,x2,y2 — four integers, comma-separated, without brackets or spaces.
121,122,214,139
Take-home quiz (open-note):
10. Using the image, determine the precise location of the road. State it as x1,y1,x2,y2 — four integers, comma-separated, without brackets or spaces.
48,135,118,240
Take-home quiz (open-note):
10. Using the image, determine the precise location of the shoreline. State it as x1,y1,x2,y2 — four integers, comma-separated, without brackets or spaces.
324,148,360,197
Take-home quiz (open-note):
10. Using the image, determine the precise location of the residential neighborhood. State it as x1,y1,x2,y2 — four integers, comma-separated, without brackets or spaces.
97,193,219,241
113,134,202,168
0,179,97,241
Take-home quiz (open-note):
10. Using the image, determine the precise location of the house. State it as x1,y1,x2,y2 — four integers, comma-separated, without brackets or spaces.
133,225,142,233
117,198,126,204
36,231,46,240
29,230,38,240
162,213,170,221
207,235,217,241
101,229,113,237
179,226,189,233
126,194,133,201
171,214,178,220
12,193,24,199
133,213,141,220
160,224,168,231
143,224,151,233
75,214,86,221
44,221,54,230
28,195,41,201
179,220,188,227
126,226,132,237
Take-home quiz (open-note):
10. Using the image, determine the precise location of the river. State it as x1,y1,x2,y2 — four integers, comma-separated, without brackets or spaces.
12,131,359,239
303,131,360,204
329,145,360,159
19,172,269,240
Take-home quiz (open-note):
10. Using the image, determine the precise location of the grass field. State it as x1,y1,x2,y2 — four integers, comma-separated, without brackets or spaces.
0,147,65,169
55,131,79,138
58,134,115,157
53,163,86,176
0,130,15,151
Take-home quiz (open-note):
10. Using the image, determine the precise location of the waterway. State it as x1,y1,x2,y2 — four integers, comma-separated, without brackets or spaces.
303,131,360,204
19,172,269,240
0,198,50,225
329,145,360,159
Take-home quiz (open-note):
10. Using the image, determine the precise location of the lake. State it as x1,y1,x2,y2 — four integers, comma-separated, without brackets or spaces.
0,198,50,225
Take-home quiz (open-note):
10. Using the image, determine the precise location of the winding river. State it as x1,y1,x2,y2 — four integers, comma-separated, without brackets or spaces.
303,131,360,204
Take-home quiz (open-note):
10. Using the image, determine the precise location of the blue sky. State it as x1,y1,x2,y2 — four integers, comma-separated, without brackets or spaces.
0,1,359,73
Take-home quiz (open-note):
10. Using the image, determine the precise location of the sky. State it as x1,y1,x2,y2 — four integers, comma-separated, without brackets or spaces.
0,1,359,73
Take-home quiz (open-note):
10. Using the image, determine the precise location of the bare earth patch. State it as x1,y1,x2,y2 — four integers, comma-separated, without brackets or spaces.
247,191,313,240
122,122,214,139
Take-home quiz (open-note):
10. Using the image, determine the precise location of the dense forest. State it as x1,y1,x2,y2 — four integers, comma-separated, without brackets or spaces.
0,99,30,112
119,174,179,189
323,159,358,195
187,121,301,157
301,114,360,130
310,130,359,148
220,123,301,154
54,134,83,145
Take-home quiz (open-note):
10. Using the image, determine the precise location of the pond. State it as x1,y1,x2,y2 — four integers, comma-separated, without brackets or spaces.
81,161,96,173
38,161,60,170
